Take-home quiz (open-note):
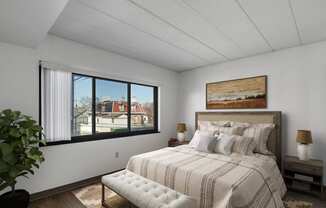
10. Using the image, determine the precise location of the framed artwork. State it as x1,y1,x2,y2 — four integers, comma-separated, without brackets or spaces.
206,75,267,109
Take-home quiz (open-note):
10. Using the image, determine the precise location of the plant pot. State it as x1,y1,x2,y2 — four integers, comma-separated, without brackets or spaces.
0,189,30,208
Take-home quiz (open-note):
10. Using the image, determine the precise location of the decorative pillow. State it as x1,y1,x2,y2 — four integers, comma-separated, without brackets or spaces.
189,130,216,148
214,133,235,155
198,121,231,130
194,131,216,153
230,121,251,128
243,123,275,154
198,121,246,136
189,130,200,148
218,126,247,136
232,135,256,155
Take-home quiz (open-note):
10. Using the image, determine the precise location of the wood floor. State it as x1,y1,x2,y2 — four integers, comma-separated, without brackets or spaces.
29,192,86,208
29,189,326,208
285,191,326,208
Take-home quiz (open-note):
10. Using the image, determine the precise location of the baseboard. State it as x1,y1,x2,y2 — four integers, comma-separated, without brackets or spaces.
30,168,124,202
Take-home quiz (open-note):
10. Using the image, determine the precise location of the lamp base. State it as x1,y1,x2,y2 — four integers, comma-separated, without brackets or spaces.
297,143,310,160
177,132,185,142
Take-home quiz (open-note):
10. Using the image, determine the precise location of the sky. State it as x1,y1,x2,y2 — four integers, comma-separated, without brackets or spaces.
74,75,153,104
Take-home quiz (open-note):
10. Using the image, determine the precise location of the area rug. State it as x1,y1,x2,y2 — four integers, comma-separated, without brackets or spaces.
284,200,313,208
73,183,129,208
73,183,313,208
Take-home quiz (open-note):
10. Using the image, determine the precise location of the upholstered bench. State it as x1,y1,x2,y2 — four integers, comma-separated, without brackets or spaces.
101,170,196,208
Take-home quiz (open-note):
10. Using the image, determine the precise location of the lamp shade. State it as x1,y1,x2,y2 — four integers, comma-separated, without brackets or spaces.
176,123,187,132
296,130,312,144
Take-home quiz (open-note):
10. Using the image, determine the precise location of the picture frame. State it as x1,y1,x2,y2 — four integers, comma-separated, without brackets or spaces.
206,75,267,109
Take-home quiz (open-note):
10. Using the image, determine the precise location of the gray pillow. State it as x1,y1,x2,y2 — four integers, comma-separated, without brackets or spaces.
214,133,235,155
195,131,216,153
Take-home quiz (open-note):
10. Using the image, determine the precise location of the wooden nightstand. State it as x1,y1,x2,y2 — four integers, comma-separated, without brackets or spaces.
168,138,189,147
284,155,324,198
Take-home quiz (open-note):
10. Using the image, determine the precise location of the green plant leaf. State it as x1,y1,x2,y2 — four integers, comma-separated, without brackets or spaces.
17,172,29,178
2,109,12,117
0,109,45,187
32,163,40,168
3,153,17,165
27,169,34,175
0,143,13,155
9,167,19,178
0,160,9,173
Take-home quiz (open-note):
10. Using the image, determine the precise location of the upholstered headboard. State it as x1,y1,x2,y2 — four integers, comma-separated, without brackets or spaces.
195,111,282,170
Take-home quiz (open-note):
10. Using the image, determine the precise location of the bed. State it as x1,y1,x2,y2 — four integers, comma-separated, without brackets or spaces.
126,111,286,208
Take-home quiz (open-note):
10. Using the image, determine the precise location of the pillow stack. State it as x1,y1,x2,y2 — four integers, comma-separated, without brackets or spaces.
189,121,275,156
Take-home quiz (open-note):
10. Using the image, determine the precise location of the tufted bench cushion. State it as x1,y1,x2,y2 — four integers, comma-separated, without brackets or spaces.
101,170,196,208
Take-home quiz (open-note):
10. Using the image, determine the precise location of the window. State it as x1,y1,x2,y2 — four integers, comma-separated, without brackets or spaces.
41,65,159,146
72,75,92,137
131,84,155,131
95,79,128,133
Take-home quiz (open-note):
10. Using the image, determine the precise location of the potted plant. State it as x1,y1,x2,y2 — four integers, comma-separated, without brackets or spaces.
0,109,45,208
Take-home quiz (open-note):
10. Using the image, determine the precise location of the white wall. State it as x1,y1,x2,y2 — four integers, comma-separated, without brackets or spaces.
178,41,326,183
2,33,326,193
0,35,179,194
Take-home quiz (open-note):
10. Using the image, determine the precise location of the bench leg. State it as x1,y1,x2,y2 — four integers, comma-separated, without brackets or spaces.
101,183,137,208
101,183,112,208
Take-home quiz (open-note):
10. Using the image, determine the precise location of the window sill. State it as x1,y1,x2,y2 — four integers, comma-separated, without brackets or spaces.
41,130,160,147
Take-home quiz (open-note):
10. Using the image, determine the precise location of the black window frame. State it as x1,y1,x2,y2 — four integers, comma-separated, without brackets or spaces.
40,68,159,146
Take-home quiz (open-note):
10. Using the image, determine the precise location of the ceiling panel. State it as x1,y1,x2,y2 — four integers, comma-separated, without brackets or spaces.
76,0,225,64
21,0,326,71
238,0,300,50
129,0,246,59
0,0,69,48
50,0,207,70
290,0,326,44
183,0,271,56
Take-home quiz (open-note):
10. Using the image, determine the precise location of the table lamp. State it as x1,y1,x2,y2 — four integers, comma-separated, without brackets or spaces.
296,130,312,160
176,123,187,142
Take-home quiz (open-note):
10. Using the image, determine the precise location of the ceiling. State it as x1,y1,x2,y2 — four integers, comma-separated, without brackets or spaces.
1,0,326,71
0,0,69,48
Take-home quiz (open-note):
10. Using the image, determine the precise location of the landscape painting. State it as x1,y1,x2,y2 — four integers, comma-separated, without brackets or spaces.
206,76,267,109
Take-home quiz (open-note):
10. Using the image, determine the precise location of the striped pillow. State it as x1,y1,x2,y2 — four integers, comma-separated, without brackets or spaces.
243,123,275,154
231,135,256,155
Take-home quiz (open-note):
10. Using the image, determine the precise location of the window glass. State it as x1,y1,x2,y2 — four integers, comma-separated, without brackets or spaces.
131,84,155,131
72,75,92,136
96,79,128,133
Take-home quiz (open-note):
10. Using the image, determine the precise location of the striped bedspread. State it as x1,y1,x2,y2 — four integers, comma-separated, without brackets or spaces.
126,145,286,208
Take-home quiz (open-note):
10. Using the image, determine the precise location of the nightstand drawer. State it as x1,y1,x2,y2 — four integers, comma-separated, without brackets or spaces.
286,162,322,176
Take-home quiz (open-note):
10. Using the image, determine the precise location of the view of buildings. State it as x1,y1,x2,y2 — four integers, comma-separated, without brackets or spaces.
71,75,155,137
72,97,154,136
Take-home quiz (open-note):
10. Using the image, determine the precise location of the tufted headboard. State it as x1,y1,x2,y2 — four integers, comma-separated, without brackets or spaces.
195,111,282,170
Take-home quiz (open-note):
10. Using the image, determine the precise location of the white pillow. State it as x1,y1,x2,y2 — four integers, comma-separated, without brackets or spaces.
190,130,216,148
214,133,235,155
189,130,200,148
195,131,216,153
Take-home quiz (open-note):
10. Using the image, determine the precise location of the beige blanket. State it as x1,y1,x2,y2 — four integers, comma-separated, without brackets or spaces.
126,145,286,208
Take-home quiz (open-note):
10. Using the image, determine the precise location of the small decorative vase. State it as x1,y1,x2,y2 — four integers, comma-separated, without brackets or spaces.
297,143,310,160
177,132,185,142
